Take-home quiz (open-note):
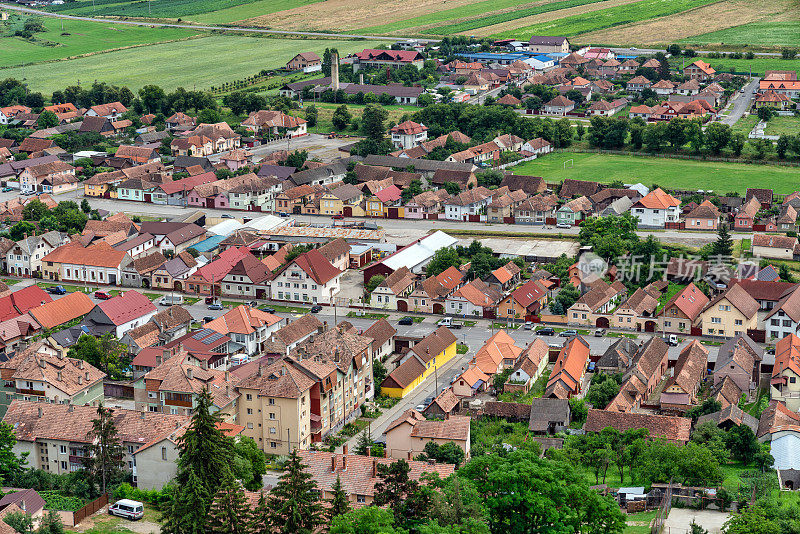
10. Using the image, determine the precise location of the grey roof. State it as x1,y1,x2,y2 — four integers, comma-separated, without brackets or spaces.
601,196,633,216
363,155,475,173
173,155,213,171
289,161,348,186
528,398,570,432
257,165,295,180
596,338,639,371
716,333,763,366
136,130,170,144
0,155,61,178
13,231,63,255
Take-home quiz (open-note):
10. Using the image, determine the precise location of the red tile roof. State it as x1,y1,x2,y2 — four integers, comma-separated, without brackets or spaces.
97,290,156,326
291,249,341,285
585,409,691,442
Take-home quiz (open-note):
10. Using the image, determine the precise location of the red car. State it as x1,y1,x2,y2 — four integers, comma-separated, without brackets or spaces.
95,291,112,300
332,214,344,220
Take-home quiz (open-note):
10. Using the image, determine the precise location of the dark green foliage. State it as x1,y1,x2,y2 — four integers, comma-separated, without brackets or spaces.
373,459,433,530
205,478,252,534
585,373,622,409
327,475,350,524
417,441,466,467
67,332,130,380
266,449,324,534
85,404,126,495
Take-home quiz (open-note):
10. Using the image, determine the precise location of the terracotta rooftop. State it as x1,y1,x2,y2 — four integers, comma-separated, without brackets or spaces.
585,409,691,442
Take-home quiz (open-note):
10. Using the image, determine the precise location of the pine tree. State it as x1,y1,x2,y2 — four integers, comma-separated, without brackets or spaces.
161,389,235,534
206,477,253,534
327,475,350,524
267,450,324,534
713,224,733,259
250,491,271,534
85,403,125,495
354,427,372,456
161,467,210,534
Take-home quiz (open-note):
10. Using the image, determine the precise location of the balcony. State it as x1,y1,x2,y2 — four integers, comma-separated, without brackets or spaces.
16,388,45,397
164,398,192,407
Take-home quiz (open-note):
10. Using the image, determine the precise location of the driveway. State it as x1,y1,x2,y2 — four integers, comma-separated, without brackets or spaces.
663,508,730,534
718,77,759,126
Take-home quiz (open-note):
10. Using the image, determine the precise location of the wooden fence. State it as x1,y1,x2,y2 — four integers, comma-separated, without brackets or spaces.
73,493,109,526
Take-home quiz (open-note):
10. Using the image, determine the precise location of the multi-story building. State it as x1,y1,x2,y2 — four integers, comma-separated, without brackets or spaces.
630,188,681,228
3,400,188,477
41,240,129,285
699,283,759,338
5,231,64,277
205,305,283,357
771,334,800,411
765,286,800,340
0,342,105,417
270,249,342,304
658,282,709,334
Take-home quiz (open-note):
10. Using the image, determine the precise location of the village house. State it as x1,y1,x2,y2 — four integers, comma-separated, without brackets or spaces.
0,342,104,415
385,409,470,460
661,341,708,412
771,334,800,411
699,283,759,338
735,197,762,231
514,194,558,225
5,231,64,277
82,290,158,338
390,121,428,149
19,161,76,194
370,266,415,311
568,279,626,326
443,187,494,221
496,278,549,321
504,338,549,393
752,234,800,261
545,335,590,399
205,305,283,357
86,102,127,119
120,305,193,355
446,279,502,318
714,334,760,395
606,337,669,413
556,195,593,226
382,327,457,398
659,282,710,334
241,110,307,138
41,240,129,285
685,200,720,230
765,286,800,339
270,248,342,304
543,95,575,115
630,188,681,228
612,286,661,331
684,60,716,81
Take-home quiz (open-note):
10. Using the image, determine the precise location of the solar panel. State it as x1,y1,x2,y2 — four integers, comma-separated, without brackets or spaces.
192,329,212,340
202,332,224,344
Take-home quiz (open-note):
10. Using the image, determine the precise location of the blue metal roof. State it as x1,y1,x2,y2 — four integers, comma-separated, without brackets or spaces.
192,235,225,253
456,52,528,61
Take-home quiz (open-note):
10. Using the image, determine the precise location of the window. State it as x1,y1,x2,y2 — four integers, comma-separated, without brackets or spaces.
61,461,67,470
792,377,797,384
270,442,277,449
269,398,275,405
734,319,743,326
247,422,254,429
269,413,276,420
784,320,793,327
711,317,721,324
60,445,67,454
247,408,253,415
161,447,168,461
356,495,366,503
246,394,253,401
719,305,731,311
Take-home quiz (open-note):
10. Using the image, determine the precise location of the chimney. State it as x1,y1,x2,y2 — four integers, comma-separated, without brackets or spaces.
68,404,74,413
366,446,371,457
201,359,208,370
187,367,193,379
85,371,90,381
37,407,42,418
156,355,163,366
224,371,230,382
78,376,83,385
331,455,337,471
317,325,324,335
141,410,146,420
428,458,436,465
257,364,262,377
372,457,377,477
343,443,348,455
342,455,347,470
78,360,84,369
57,371,62,381
225,385,230,397
331,52,340,91
308,335,314,345
407,451,412,460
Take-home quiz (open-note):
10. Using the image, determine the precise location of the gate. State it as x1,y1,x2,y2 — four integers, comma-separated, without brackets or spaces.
468,214,480,222
503,216,515,224
397,300,408,312
596,317,610,328
387,207,399,219
747,329,766,343
343,206,353,217
645,320,657,332
72,493,109,526
545,217,556,226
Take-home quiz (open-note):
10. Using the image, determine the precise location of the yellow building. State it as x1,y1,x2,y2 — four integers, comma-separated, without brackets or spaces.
82,170,124,198
698,283,759,338
381,327,457,398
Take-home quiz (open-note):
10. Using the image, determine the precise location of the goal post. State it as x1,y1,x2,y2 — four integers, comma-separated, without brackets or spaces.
564,158,573,169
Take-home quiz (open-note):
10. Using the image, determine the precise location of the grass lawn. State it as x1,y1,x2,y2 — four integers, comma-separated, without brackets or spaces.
491,322,520,329
679,21,800,48
731,114,759,136
37,282,91,293
0,17,199,68
44,0,318,21
510,152,800,195
2,279,19,286
624,510,658,534
607,332,639,339
291,103,418,134
671,56,800,76
66,503,160,534
765,115,800,137
346,311,389,319
4,36,381,93
655,283,685,315
266,304,310,313
463,320,478,327
190,0,325,23
493,0,716,38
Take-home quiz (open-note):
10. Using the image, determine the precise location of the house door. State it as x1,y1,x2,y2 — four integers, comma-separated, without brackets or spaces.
433,303,444,314
644,320,657,332
343,206,353,217
387,207,399,219
144,194,151,203
397,300,408,312
596,317,609,328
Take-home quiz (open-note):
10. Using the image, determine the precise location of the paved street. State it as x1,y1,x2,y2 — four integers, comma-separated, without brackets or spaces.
718,77,759,126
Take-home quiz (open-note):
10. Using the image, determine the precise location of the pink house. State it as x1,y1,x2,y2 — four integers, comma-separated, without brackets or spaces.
734,197,761,230
219,149,253,172
404,190,447,220
684,200,719,231
187,180,231,209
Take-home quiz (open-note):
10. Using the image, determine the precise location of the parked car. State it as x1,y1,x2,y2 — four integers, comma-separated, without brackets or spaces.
159,295,184,306
559,329,577,337
556,223,571,229
208,303,223,310
594,328,606,337
664,334,679,346
221,214,234,219
205,296,217,304
260,307,276,314
398,317,413,325
203,316,214,323
109,500,144,521
536,327,555,336
94,291,112,300
588,361,596,372
524,321,534,330
437,317,462,328
46,285,66,295
415,404,426,411
310,304,322,313
1,187,13,193
247,300,258,307
332,214,344,220
278,212,289,217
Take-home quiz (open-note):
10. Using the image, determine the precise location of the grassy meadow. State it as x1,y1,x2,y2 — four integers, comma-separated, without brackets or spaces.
680,21,800,48
510,152,800,195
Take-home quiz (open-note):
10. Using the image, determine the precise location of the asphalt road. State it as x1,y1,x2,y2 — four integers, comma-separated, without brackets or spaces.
718,78,759,126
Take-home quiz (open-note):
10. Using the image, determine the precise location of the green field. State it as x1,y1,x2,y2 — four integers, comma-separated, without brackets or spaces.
731,114,758,136
493,0,718,38
0,17,198,68
765,116,800,137
680,21,800,48
511,152,800,194
360,0,606,36
1,35,379,93
671,56,800,76
44,0,323,24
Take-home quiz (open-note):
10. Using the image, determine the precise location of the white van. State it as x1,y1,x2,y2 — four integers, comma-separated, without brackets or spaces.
109,499,144,520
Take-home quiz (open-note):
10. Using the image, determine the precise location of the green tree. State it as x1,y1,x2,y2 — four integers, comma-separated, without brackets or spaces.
331,105,352,130
426,248,462,277
250,491,271,534
757,106,774,122
162,389,235,534
443,182,461,196
3,511,33,534
37,110,59,129
232,437,267,491
205,478,253,534
327,475,351,524
361,104,389,141
776,134,791,159
555,284,580,310
22,199,49,221
704,122,732,154
67,332,130,379
330,507,402,534
686,398,722,423
729,132,746,157
9,221,36,241
586,376,621,409
85,404,125,495
665,118,688,151
373,360,387,395
267,449,324,534
37,510,65,534
460,451,625,534
80,199,91,213
197,108,221,124
575,122,585,140
0,422,27,486
366,275,386,295
724,424,760,464
373,459,433,530
139,85,166,114
712,224,733,258
722,504,781,534
305,105,318,128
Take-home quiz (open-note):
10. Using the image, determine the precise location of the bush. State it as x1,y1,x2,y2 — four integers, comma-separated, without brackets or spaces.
114,482,174,509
